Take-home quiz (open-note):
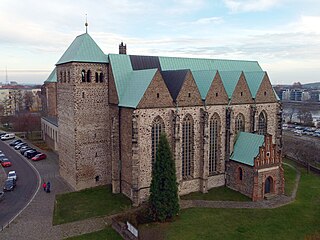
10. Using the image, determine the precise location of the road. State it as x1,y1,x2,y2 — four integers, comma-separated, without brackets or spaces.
0,139,39,228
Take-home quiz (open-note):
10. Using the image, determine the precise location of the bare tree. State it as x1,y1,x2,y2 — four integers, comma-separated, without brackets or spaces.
24,91,34,111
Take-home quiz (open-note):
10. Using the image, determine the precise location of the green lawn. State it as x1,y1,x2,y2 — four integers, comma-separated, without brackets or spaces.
65,227,122,240
283,162,297,196
142,163,320,240
53,185,131,225
181,186,250,201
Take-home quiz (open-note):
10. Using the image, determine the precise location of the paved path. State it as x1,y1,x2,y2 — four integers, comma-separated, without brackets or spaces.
0,142,301,240
180,163,301,210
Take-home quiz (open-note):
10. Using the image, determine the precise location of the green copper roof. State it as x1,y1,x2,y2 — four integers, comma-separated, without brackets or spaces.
45,68,57,83
244,71,265,98
119,69,157,108
230,132,265,166
57,33,108,65
159,56,262,72
191,70,217,100
219,71,242,98
109,54,133,99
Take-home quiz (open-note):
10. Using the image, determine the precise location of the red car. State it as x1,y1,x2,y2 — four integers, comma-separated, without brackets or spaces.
1,158,12,167
31,153,47,161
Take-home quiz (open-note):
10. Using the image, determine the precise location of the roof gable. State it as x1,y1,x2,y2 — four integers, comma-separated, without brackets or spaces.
230,132,265,166
244,71,266,99
205,72,229,105
255,73,278,103
161,69,189,101
219,71,242,98
176,70,203,107
45,68,57,83
191,70,217,100
137,71,174,108
230,73,254,104
57,33,108,65
119,69,157,108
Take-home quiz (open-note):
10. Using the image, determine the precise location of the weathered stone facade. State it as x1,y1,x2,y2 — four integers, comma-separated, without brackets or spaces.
43,32,284,206
227,134,284,200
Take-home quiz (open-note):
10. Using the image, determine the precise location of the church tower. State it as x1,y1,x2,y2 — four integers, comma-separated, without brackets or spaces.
56,26,111,190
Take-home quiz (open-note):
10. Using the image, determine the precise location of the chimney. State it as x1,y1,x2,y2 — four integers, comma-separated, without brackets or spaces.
119,42,127,54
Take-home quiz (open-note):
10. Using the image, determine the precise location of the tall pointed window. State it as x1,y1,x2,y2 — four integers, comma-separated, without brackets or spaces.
235,113,245,134
258,111,267,135
182,114,194,178
209,114,220,175
151,116,165,165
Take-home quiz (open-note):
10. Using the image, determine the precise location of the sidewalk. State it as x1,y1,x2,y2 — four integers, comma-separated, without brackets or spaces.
0,140,75,240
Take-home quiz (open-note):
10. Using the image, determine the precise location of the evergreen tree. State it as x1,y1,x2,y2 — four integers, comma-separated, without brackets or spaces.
149,133,179,222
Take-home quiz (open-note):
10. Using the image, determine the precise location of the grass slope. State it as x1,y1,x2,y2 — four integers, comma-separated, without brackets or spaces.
181,186,250,201
53,186,131,225
161,164,320,239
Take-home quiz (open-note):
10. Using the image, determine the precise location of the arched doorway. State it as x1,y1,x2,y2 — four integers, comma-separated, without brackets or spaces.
265,176,273,194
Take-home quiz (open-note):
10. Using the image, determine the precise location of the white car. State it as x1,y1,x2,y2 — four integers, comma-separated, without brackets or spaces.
7,171,17,181
1,133,15,140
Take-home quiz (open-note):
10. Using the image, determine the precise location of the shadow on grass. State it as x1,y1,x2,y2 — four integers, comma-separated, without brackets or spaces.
53,185,131,225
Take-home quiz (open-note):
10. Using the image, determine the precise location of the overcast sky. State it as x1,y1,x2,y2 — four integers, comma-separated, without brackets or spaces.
0,0,320,85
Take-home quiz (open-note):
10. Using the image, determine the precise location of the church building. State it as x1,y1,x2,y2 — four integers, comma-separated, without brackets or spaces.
41,29,284,206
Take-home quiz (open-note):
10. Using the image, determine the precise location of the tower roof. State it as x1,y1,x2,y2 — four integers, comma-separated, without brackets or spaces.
56,33,108,65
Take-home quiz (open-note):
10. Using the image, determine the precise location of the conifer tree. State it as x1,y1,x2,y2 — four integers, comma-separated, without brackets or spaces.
149,133,179,222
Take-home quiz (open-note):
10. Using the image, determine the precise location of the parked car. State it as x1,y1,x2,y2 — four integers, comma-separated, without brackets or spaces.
7,170,17,181
32,153,47,161
14,142,28,150
20,147,33,155
1,133,15,141
0,153,6,160
0,132,7,137
0,191,4,201
25,150,39,159
9,139,22,146
3,179,16,191
1,158,12,167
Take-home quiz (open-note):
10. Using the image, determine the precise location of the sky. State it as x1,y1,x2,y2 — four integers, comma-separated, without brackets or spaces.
0,0,320,85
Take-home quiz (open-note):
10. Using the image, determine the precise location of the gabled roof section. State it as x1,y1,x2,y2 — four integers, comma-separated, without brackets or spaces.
45,68,57,83
230,132,265,166
161,69,189,101
129,55,161,70
244,71,266,98
159,56,262,72
109,54,133,100
57,33,108,65
219,71,242,98
191,70,217,100
118,68,157,108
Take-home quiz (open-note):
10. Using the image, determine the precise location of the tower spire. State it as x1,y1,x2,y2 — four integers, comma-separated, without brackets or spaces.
85,14,88,33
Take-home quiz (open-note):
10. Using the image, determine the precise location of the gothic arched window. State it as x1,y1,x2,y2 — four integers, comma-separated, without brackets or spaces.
258,111,267,135
209,114,220,175
235,113,245,134
238,167,243,181
182,114,194,178
151,116,165,165
87,70,91,82
81,70,86,82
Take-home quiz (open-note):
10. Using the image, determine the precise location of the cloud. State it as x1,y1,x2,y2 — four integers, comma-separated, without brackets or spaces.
223,0,280,13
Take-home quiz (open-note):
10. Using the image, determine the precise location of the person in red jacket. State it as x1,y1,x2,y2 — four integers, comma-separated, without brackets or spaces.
43,182,46,191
